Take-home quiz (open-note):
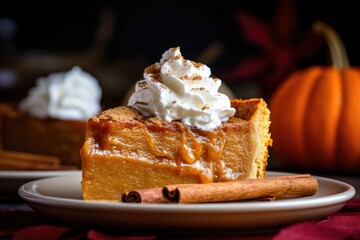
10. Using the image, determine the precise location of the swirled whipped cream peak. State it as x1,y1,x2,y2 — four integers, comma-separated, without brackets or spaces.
128,47,235,130
19,66,102,120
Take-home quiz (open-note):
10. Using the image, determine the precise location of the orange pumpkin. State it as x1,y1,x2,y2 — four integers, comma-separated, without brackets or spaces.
269,22,360,172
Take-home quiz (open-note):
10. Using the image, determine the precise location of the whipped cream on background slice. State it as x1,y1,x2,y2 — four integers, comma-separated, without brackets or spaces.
128,47,235,130
19,66,102,120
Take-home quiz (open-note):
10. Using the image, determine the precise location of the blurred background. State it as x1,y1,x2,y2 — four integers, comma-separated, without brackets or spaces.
1,0,359,107
2,0,360,174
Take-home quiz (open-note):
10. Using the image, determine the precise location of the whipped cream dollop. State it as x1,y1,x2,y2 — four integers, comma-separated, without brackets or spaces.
19,66,102,120
128,47,235,130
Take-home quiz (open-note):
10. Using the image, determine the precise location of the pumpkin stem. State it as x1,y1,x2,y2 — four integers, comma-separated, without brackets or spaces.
313,21,349,69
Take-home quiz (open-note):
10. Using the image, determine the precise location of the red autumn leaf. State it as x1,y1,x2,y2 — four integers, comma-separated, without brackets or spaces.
220,55,270,80
221,0,322,98
273,222,351,240
274,0,297,43
87,229,156,240
235,11,275,51
319,212,360,235
13,225,71,240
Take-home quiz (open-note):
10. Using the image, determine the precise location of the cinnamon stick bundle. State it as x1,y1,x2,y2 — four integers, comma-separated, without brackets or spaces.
121,174,318,204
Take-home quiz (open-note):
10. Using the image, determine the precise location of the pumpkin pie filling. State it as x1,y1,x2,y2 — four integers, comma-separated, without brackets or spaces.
81,99,271,201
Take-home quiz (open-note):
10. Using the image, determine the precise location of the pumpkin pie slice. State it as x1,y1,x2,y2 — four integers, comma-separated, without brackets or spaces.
81,98,272,201
0,66,102,170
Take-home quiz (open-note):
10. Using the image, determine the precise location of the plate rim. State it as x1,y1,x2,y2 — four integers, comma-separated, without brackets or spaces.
18,170,356,213
0,170,81,179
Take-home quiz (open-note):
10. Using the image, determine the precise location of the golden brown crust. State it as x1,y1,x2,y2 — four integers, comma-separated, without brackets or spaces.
92,106,143,122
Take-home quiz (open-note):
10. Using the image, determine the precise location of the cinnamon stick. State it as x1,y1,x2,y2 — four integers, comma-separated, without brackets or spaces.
121,183,197,203
0,150,60,164
122,188,167,203
0,150,77,170
164,175,318,203
121,174,318,204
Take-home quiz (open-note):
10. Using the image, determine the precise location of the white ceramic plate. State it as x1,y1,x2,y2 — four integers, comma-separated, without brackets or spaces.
18,171,356,232
0,170,81,198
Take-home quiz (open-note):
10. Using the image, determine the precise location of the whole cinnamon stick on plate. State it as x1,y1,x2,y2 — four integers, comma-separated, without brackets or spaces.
163,175,318,204
121,174,318,204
